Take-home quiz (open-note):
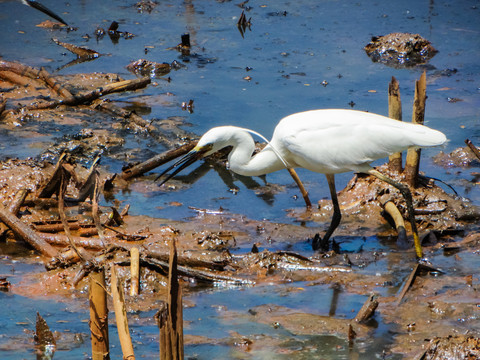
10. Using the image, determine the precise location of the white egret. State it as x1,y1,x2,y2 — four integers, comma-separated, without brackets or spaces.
157,109,447,257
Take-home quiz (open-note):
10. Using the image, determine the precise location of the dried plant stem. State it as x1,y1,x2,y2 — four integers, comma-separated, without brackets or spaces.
388,76,403,172
130,247,140,296
89,269,110,360
405,71,427,187
111,265,135,360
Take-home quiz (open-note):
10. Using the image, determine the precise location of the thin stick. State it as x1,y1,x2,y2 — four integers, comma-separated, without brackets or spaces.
130,248,140,296
405,71,427,187
110,265,136,360
92,172,106,245
89,268,110,360
388,76,403,172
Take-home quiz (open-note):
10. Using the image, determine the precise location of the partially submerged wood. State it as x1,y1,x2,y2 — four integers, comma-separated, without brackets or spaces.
0,205,59,258
52,38,100,59
465,139,480,161
89,268,110,360
354,294,379,323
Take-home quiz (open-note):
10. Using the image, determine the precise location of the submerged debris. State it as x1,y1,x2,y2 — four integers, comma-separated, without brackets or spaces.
364,32,437,67
126,59,172,77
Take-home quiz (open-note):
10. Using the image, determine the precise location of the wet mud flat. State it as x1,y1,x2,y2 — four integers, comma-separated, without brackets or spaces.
1,61,480,359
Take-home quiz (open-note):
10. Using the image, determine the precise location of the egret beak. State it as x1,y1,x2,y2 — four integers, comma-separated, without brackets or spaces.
23,0,69,26
155,145,211,186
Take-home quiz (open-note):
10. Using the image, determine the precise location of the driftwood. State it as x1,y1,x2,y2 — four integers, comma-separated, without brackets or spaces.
24,77,151,111
0,60,74,100
52,38,100,59
0,205,59,258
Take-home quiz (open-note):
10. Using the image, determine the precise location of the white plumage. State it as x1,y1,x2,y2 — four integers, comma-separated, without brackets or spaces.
158,109,447,257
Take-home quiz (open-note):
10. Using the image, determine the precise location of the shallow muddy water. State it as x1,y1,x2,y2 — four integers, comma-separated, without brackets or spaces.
0,0,479,358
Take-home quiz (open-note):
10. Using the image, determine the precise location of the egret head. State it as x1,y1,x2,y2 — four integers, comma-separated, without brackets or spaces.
156,126,238,186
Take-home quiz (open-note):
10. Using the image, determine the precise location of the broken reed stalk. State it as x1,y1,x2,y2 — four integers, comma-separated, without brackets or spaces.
110,265,136,360
8,189,30,215
89,268,110,360
130,247,140,296
388,76,403,172
465,139,480,161
156,239,184,360
354,294,379,323
92,172,106,245
404,71,427,187
58,170,85,261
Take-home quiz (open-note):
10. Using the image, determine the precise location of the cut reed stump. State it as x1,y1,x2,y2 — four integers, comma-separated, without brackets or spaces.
130,247,140,296
405,71,427,187
111,265,135,360
155,239,184,360
388,76,403,172
89,268,110,360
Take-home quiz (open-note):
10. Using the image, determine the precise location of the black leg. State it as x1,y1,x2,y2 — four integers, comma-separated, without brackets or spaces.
313,174,342,250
